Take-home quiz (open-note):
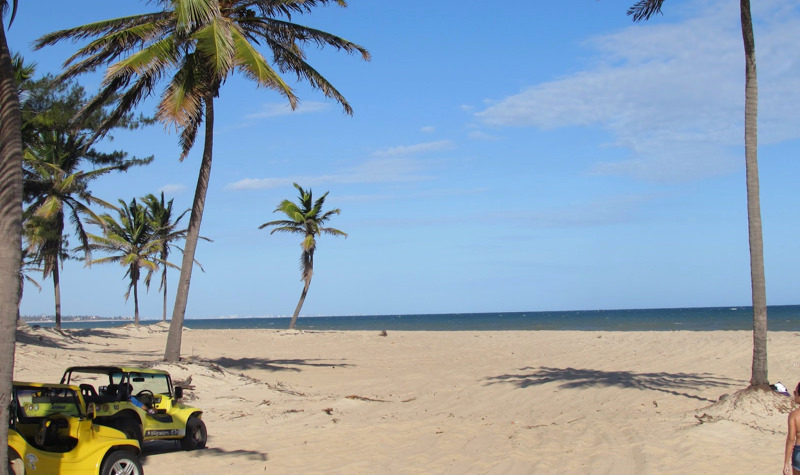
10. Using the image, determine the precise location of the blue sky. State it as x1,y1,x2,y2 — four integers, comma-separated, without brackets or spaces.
9,0,800,319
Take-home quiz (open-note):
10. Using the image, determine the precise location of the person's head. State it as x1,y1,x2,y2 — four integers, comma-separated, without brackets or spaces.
795,382,800,395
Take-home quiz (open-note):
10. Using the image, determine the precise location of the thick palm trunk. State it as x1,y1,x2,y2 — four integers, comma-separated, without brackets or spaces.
164,96,215,362
52,260,61,330
289,278,312,330
740,0,768,388
0,13,24,470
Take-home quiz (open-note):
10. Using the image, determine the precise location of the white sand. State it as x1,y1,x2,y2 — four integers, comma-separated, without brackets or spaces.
12,323,800,474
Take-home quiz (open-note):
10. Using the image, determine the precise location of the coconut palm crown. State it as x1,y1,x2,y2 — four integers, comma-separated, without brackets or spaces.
36,0,369,361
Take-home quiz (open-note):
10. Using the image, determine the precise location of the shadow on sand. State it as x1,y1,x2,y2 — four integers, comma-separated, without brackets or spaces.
15,325,135,349
142,441,267,461
65,328,133,340
485,366,743,403
202,356,353,373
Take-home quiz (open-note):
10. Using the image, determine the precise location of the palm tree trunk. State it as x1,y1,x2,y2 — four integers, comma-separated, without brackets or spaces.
289,278,311,330
133,278,140,325
53,260,62,331
740,0,768,388
165,95,215,362
162,270,168,322
0,11,24,467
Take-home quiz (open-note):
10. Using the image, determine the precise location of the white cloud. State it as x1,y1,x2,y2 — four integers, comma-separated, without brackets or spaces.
159,184,187,194
420,126,436,134
245,101,330,119
371,140,454,157
474,0,800,181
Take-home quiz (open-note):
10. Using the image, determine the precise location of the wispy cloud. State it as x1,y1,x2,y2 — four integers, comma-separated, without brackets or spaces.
468,130,501,142
245,101,330,119
159,184,187,195
517,194,658,229
474,0,800,181
371,140,454,157
225,157,434,191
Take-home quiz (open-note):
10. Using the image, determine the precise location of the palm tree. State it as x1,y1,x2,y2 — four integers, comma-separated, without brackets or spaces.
23,130,151,330
259,183,346,329
629,0,767,388
142,192,189,322
17,248,42,320
87,198,174,325
0,0,22,463
36,0,369,362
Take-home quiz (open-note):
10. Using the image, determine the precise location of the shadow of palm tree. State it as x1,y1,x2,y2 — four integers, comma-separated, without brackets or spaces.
65,328,132,339
205,356,353,373
15,326,70,348
485,366,743,402
142,442,267,461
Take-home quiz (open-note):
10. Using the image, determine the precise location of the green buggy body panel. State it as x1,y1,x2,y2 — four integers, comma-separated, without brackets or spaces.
60,366,206,448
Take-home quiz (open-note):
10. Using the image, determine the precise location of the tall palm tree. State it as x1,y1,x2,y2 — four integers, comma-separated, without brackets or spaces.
0,0,22,463
37,0,369,362
23,130,151,330
259,183,346,329
629,0,767,388
88,198,174,325
17,248,42,319
143,192,189,322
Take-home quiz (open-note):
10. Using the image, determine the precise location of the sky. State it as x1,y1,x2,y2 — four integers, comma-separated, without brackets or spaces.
8,0,800,320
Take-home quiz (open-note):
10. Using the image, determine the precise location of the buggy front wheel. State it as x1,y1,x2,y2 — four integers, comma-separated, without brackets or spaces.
100,450,143,475
181,415,207,450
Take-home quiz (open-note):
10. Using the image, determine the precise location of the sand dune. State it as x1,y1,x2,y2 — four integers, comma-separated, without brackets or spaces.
12,323,799,474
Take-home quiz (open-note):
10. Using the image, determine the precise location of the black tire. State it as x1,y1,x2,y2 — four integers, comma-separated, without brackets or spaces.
180,415,207,450
116,418,143,445
100,450,143,475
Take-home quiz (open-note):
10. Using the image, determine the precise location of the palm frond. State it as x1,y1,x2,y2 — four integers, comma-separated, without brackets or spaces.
628,0,666,22
230,25,297,106
193,16,236,76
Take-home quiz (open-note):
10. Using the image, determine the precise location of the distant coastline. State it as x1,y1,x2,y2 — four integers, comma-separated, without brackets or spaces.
20,315,133,324
19,305,800,331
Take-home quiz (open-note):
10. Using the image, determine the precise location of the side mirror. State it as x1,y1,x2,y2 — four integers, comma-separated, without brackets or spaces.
174,387,183,400
87,402,96,420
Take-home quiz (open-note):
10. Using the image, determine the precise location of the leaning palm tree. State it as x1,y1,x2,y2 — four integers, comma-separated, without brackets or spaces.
37,0,369,362
142,192,190,322
0,0,22,462
87,198,174,325
259,183,346,329
629,0,767,388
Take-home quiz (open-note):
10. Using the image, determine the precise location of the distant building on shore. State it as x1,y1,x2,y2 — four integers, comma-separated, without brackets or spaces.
20,315,133,323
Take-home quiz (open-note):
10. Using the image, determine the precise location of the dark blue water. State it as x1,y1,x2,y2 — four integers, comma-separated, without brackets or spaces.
28,305,800,331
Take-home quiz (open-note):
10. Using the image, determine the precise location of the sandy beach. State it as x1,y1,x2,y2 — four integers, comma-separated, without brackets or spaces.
12,323,800,474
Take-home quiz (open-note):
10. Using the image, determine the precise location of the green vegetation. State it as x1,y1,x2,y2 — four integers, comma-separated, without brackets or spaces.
35,0,369,361
260,183,347,329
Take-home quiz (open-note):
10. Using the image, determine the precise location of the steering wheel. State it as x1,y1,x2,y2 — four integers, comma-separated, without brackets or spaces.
135,389,155,407
35,415,67,447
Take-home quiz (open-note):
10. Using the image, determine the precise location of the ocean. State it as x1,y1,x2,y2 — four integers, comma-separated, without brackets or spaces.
30,305,800,331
